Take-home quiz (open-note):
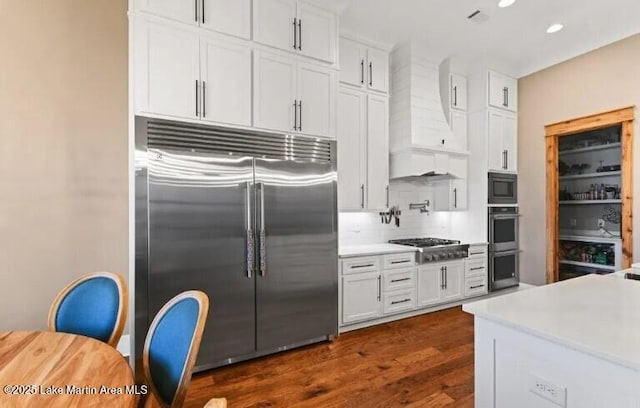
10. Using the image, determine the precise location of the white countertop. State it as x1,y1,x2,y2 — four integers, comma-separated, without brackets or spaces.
463,274,640,371
338,244,418,258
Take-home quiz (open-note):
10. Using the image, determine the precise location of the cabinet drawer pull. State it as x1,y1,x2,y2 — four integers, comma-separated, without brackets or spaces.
390,277,411,283
390,260,410,264
351,263,374,269
469,251,485,256
470,266,485,271
391,298,411,305
470,284,485,290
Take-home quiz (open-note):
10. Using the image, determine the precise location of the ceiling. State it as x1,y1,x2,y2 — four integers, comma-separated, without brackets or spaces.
311,0,640,77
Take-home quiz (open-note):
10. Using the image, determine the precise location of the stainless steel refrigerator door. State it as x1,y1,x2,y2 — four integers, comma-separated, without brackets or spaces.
254,158,338,351
148,149,256,368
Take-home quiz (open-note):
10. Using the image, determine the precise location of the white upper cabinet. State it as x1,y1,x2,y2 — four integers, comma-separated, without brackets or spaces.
135,0,199,25
253,0,297,53
253,0,336,64
366,94,389,210
200,35,252,126
136,0,251,39
488,71,517,112
134,19,200,120
339,37,388,94
337,88,367,211
449,110,467,150
450,73,467,111
201,0,251,39
253,51,297,133
297,2,336,63
366,47,389,93
297,63,336,138
339,38,366,87
487,109,517,173
434,178,467,211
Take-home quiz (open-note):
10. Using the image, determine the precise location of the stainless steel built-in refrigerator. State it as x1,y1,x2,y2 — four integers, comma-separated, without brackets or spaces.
134,117,338,372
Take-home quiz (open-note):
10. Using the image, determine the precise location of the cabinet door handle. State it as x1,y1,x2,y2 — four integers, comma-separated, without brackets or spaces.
194,0,198,22
503,150,507,170
391,299,411,305
369,62,373,86
201,0,205,23
505,150,509,170
298,100,302,131
292,18,297,49
453,188,457,209
202,81,206,118
386,185,390,208
390,277,411,283
377,275,381,301
361,184,365,209
195,80,199,117
440,267,444,290
361,60,364,84
470,284,485,290
503,86,508,107
298,19,302,50
444,266,448,290
453,85,457,107
293,100,298,130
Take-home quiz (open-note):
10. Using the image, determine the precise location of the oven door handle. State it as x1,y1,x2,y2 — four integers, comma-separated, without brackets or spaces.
490,215,520,220
490,249,522,256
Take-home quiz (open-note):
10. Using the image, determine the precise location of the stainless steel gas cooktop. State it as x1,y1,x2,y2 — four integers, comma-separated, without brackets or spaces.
389,237,469,264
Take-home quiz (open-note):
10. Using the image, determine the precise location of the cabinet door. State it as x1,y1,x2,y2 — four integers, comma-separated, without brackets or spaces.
367,48,389,93
442,262,463,302
366,94,389,210
417,265,442,307
449,110,467,150
487,110,505,171
200,35,252,127
339,38,366,87
450,74,467,111
134,19,200,120
337,88,366,211
342,272,382,324
136,0,197,25
451,178,467,211
297,63,336,138
254,51,296,133
297,2,337,63
253,0,297,52
488,71,517,112
202,0,251,39
502,114,518,173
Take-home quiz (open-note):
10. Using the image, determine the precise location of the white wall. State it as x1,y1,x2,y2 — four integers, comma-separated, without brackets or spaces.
518,34,640,285
339,180,453,246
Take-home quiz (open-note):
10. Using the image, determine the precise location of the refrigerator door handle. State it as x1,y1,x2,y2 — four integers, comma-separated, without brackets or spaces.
259,182,266,276
246,181,254,278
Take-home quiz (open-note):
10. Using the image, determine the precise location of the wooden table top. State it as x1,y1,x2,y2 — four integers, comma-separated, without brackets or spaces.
0,331,138,408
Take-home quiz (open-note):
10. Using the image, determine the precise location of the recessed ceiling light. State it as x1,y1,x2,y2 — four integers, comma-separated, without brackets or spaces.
498,0,516,8
546,23,564,34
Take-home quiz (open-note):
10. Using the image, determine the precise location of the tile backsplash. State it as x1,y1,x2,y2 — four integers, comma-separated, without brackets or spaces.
339,180,453,246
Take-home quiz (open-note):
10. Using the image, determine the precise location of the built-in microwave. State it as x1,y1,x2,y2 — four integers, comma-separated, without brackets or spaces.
488,173,517,204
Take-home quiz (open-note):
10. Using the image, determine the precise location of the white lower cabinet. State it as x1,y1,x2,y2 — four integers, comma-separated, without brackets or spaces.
417,260,464,307
464,244,488,298
341,271,382,324
383,289,415,315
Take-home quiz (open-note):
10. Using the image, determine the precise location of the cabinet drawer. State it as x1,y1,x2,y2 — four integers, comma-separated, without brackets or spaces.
468,244,487,258
383,267,415,292
465,258,487,279
464,276,488,298
341,256,380,274
383,289,416,315
382,253,415,269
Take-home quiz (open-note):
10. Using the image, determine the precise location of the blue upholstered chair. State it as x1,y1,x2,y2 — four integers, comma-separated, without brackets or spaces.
143,290,226,408
48,271,128,348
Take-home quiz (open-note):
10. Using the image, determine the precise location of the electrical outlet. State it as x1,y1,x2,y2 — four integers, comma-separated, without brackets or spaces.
569,218,577,227
528,374,567,407
598,219,605,228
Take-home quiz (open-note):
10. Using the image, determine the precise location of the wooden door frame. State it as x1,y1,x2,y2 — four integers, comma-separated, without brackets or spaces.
545,106,635,283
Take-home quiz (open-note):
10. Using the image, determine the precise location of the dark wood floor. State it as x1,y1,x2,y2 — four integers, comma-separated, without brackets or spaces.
184,307,474,407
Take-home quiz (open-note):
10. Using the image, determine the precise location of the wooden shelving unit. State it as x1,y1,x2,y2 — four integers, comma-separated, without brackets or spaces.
558,142,621,155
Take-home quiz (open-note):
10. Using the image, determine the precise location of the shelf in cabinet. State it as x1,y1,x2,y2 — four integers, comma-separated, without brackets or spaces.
559,199,621,205
559,142,621,155
559,234,621,244
558,260,615,271
559,171,621,181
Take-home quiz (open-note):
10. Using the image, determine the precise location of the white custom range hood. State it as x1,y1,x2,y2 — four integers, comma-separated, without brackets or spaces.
389,43,468,180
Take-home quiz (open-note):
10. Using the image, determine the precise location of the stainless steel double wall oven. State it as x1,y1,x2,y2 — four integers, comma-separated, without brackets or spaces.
134,117,338,373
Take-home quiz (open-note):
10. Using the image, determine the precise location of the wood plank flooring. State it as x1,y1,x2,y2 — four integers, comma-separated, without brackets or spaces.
184,307,474,408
